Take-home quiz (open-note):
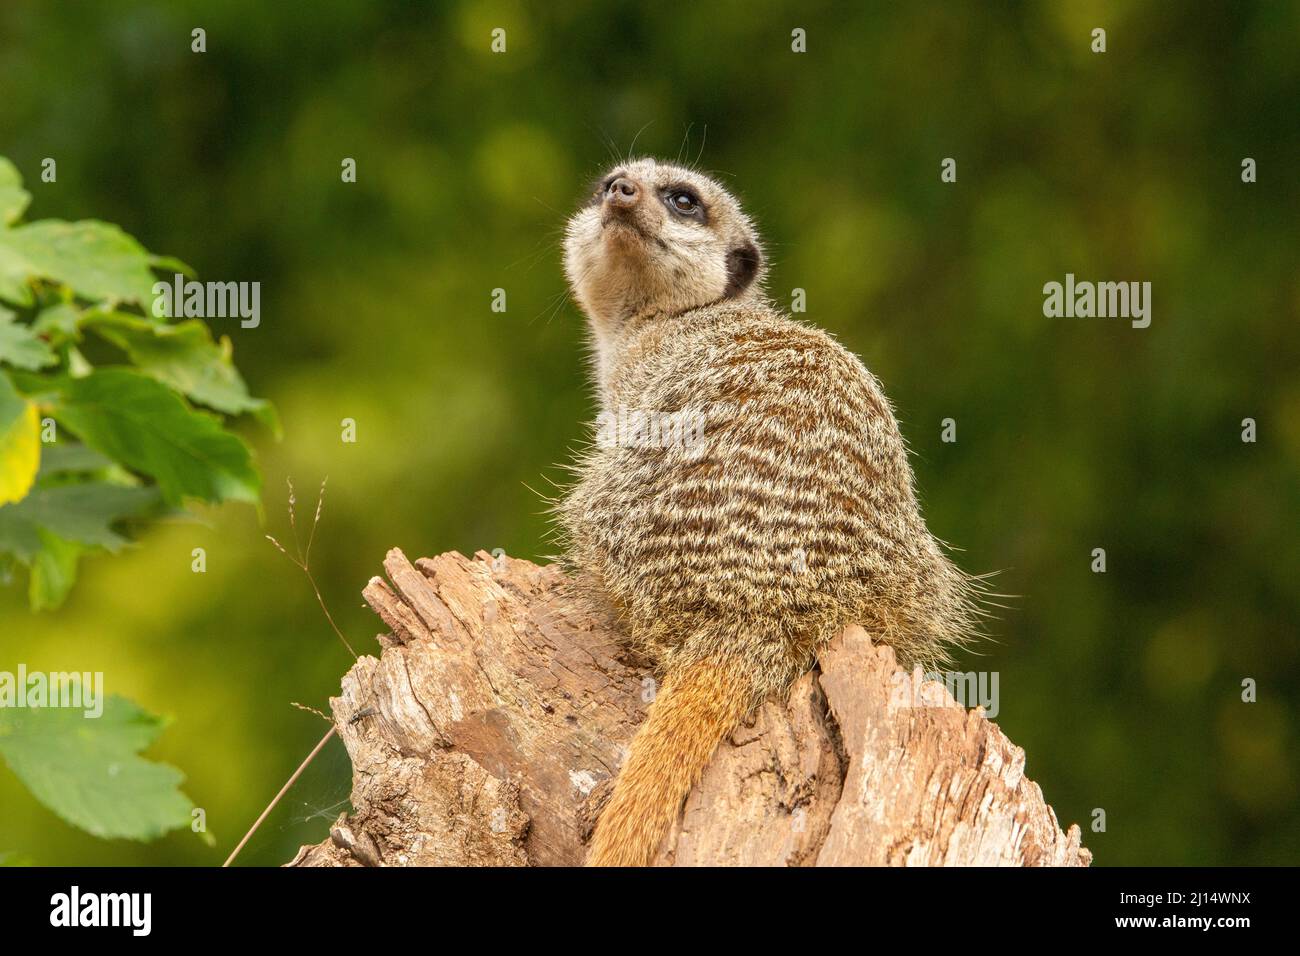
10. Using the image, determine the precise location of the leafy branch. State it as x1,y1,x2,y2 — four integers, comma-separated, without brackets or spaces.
0,155,273,607
0,155,274,846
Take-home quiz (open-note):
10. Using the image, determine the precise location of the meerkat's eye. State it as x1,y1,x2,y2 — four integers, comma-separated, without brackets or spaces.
662,187,705,222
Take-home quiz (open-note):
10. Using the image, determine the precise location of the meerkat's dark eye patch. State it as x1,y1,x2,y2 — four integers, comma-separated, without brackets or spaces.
723,240,761,298
660,186,707,223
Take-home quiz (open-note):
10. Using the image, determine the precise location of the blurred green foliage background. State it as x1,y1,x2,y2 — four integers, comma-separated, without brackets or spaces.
1,0,1297,866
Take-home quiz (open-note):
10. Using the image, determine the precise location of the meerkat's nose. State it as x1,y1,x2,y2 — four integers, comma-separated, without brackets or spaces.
605,176,640,210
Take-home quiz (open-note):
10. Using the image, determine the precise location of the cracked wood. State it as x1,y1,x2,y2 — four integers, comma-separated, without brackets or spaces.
288,548,1091,867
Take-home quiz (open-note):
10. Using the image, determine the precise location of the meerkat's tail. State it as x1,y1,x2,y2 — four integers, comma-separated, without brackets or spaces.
586,658,751,867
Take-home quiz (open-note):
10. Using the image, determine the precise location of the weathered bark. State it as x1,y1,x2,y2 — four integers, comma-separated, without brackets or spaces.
288,548,1091,867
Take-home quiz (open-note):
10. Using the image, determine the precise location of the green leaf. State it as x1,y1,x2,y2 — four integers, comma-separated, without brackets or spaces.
0,694,194,840
148,254,195,277
28,528,81,610
0,308,57,370
0,372,40,505
86,311,279,433
0,158,30,226
0,458,159,610
37,441,114,476
31,301,83,339
0,482,159,561
0,219,160,309
41,368,260,506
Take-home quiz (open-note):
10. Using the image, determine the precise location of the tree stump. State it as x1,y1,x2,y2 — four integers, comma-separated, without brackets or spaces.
288,548,1091,867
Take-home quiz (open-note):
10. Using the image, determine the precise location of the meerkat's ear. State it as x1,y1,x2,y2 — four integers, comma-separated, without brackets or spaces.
723,241,761,298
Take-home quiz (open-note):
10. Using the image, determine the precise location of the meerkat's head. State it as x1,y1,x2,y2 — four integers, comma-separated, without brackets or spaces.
564,158,765,337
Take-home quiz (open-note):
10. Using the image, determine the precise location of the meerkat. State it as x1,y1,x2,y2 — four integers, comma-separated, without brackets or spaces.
557,157,984,867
